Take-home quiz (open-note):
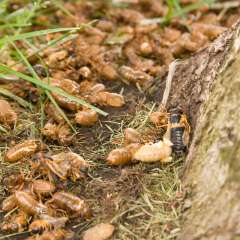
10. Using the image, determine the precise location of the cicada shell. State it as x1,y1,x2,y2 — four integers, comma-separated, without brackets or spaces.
42,122,73,145
29,219,52,233
79,81,96,94
124,128,141,143
26,229,74,240
191,23,227,40
41,122,58,140
45,103,64,124
106,147,132,166
89,92,125,107
49,78,80,95
0,99,17,126
46,50,68,67
51,152,89,181
50,192,90,218
51,93,80,111
45,159,68,180
57,124,73,144
0,211,28,233
5,139,42,163
79,66,91,79
32,180,56,196
15,191,48,216
140,42,153,56
125,143,142,156
29,216,68,233
119,65,152,84
133,139,173,163
1,194,17,212
51,152,89,169
89,83,106,94
82,223,115,240
75,109,98,126
3,173,25,193
150,111,169,126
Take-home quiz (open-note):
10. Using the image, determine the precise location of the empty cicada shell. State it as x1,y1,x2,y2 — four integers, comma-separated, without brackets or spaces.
119,65,153,87
45,103,64,124
1,194,17,212
32,180,56,197
79,66,91,79
191,23,227,40
75,109,98,126
5,139,42,163
51,93,80,111
106,143,141,166
49,78,80,95
107,147,132,166
0,99,17,126
3,173,25,193
15,191,48,216
89,83,106,94
44,158,68,181
124,128,141,144
133,139,173,163
46,50,68,67
150,111,169,126
42,122,73,145
82,223,115,240
57,124,73,144
29,215,68,233
0,211,28,233
89,92,125,107
41,122,58,140
51,151,89,169
51,151,89,181
49,192,90,218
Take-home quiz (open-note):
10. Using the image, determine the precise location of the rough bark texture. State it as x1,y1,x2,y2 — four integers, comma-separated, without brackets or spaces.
171,22,240,240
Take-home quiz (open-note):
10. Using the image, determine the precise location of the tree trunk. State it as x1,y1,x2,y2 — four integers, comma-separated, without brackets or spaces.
164,21,240,240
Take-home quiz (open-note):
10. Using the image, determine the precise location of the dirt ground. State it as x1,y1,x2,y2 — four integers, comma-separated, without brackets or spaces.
0,0,239,239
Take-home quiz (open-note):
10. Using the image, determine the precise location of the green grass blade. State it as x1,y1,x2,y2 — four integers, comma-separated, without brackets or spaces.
172,0,185,18
46,91,77,133
0,65,108,116
52,0,75,18
11,42,77,133
0,23,31,29
0,87,33,109
0,27,83,45
10,32,78,68
0,125,8,133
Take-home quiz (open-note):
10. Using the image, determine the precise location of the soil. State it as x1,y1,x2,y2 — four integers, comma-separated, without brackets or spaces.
0,0,239,239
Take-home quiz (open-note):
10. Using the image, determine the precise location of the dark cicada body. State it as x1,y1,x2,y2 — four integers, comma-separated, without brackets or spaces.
169,108,190,156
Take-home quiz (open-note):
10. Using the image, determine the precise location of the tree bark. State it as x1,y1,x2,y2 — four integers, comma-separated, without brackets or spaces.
164,21,240,240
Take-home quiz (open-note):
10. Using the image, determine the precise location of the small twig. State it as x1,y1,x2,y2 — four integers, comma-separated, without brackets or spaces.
210,1,239,10
0,230,31,240
161,59,179,108
3,206,18,218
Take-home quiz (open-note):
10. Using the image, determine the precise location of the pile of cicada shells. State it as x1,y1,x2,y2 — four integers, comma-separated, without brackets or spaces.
1,139,91,239
42,79,125,145
1,1,237,239
0,128,173,239
107,127,173,165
